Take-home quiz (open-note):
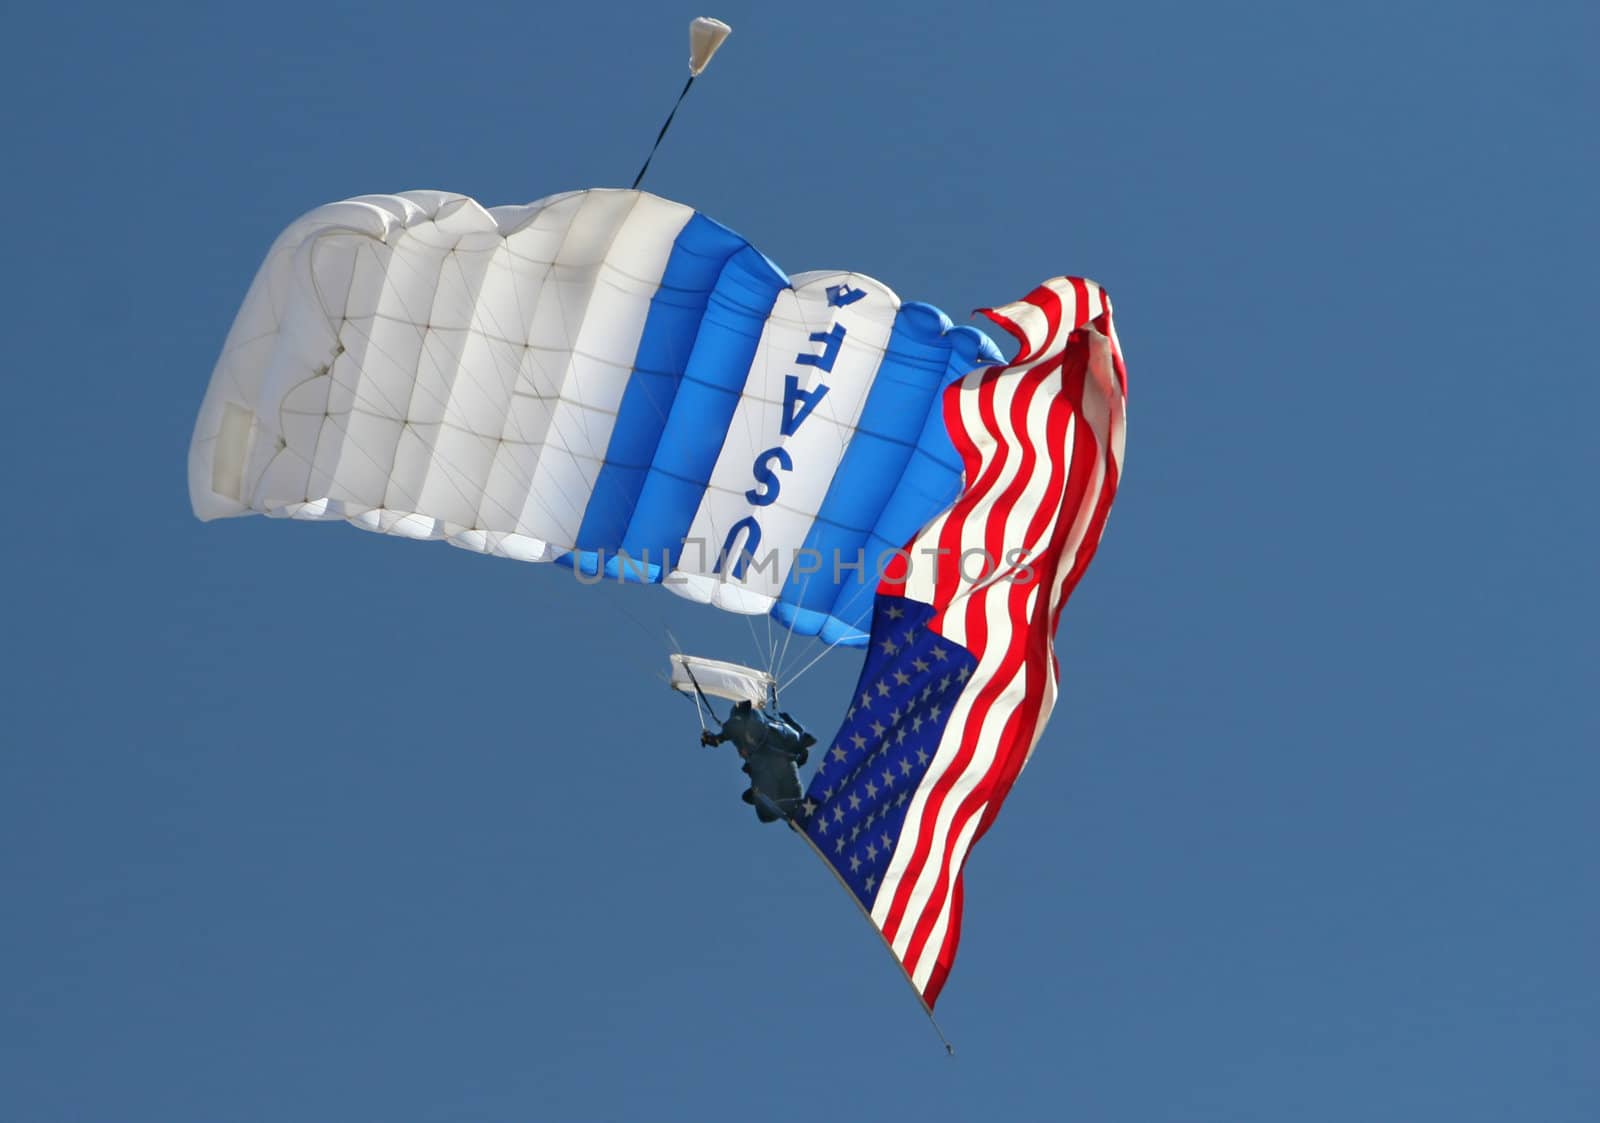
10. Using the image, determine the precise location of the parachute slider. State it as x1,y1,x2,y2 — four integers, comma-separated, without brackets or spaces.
669,654,774,709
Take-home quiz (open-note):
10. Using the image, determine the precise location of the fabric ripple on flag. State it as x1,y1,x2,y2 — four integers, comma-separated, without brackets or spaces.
796,276,1127,1008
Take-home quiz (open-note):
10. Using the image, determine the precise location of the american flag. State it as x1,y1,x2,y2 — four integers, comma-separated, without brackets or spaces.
797,276,1128,1008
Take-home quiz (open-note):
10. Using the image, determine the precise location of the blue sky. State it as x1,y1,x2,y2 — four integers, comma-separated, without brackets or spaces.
3,1,1596,1120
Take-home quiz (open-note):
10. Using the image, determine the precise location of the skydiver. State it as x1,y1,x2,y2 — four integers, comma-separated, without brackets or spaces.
700,700,817,823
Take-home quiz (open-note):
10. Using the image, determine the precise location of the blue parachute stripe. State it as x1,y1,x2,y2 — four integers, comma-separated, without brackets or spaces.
825,328,1002,633
776,603,864,647
840,330,1002,627
618,244,788,569
549,546,658,584
575,212,751,556
773,303,965,633
772,316,1005,639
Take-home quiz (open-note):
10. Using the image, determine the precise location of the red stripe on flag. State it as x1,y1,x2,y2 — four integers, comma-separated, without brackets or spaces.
894,357,1088,977
894,363,1081,979
877,367,1044,948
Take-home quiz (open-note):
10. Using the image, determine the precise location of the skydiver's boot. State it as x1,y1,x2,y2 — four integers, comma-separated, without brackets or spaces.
753,792,782,823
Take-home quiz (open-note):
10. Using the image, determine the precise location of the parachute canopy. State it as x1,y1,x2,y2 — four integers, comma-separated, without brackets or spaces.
189,189,1002,645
